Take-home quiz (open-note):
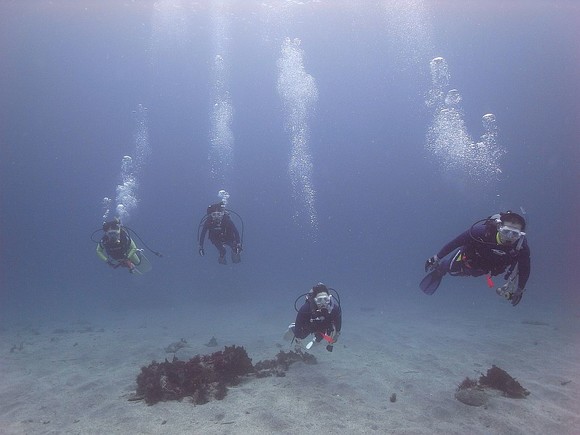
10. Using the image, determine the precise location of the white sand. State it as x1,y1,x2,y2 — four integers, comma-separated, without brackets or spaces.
1,298,579,434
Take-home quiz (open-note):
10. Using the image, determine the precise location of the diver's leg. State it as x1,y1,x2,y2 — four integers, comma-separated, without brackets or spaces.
126,240,141,265
214,242,227,264
446,248,465,276
227,240,241,263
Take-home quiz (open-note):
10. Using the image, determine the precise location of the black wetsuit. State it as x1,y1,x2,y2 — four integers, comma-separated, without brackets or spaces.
199,214,241,257
437,222,530,290
294,298,342,340
99,228,132,261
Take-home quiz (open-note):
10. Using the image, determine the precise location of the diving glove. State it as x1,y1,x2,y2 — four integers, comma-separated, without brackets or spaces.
424,255,440,272
198,247,205,256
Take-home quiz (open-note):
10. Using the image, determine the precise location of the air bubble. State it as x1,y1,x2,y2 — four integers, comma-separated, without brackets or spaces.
445,89,462,106
277,38,318,232
425,59,504,183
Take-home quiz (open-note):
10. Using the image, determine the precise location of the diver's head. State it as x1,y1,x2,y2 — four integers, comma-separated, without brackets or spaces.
207,203,225,222
103,218,121,242
310,283,331,310
497,211,526,245
314,292,331,310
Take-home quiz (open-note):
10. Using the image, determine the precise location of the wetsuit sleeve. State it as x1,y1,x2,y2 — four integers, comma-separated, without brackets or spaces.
121,229,133,258
126,239,138,262
199,222,208,247
224,217,240,245
96,243,108,261
516,241,531,290
294,304,312,339
230,221,240,245
332,304,342,333
437,229,472,259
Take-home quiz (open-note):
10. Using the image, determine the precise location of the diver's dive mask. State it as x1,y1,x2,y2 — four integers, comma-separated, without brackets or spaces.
210,211,224,221
498,225,525,244
106,227,121,241
314,292,331,310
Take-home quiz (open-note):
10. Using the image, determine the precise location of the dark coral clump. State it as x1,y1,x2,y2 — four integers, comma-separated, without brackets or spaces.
136,345,254,405
135,347,316,405
479,365,530,398
254,350,317,378
456,365,529,402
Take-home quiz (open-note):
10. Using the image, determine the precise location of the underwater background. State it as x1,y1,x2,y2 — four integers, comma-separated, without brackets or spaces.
0,1,578,327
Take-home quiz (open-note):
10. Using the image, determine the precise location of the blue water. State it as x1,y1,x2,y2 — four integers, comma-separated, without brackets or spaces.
0,2,578,327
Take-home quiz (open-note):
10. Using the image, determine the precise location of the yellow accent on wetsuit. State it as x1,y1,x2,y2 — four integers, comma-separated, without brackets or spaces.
96,240,140,265
126,240,140,265
96,243,108,261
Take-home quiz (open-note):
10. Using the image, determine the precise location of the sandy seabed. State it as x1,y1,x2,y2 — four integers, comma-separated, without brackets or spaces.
1,296,579,435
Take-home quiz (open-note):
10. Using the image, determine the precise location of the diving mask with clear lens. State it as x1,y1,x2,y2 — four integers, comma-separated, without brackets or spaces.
210,211,224,220
498,225,524,243
106,229,120,240
314,293,331,309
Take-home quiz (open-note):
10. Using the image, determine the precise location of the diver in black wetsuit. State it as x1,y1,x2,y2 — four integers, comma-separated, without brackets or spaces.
284,283,342,352
198,202,242,265
422,211,530,306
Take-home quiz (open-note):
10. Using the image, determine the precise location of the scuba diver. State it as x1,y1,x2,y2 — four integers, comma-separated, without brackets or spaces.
198,199,243,265
284,283,342,352
421,211,530,306
93,217,161,274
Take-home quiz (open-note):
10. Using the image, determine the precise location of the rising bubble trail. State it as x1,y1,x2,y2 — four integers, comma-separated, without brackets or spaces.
101,104,151,223
425,57,504,183
209,1,234,185
277,37,319,231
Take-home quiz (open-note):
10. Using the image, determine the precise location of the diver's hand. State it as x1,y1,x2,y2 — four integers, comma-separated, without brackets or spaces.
198,247,205,257
326,331,340,352
510,288,525,306
126,261,136,273
425,255,439,272
106,260,116,268
331,330,340,344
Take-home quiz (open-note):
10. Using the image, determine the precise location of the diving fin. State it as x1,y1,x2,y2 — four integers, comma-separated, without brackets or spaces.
419,268,445,295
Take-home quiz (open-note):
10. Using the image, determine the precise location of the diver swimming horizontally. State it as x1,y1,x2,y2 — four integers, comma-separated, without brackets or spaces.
421,211,530,306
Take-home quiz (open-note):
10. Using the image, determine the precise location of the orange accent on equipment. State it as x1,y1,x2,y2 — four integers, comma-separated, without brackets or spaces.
321,333,334,344
486,274,494,288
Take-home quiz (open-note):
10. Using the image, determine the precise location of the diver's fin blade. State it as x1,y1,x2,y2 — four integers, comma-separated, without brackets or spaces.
134,251,152,274
420,269,444,295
